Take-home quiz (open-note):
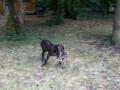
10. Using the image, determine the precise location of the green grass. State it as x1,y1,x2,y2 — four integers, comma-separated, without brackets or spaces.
0,19,120,90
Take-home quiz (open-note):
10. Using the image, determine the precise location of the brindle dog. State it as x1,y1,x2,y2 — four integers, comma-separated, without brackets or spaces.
41,40,67,66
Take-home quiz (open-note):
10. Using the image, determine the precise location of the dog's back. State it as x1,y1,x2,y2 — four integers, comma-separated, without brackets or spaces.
41,40,54,52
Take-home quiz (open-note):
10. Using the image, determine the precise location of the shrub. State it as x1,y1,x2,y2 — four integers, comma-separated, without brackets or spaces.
78,7,92,18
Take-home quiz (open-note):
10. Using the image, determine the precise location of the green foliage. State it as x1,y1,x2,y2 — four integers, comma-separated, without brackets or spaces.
42,0,117,19
64,0,79,19
52,0,63,15
5,0,14,3
69,7,79,19
43,15,64,26
78,7,92,18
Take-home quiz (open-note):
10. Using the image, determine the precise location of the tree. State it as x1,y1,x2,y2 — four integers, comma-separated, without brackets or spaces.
5,0,24,37
52,0,62,15
112,0,120,45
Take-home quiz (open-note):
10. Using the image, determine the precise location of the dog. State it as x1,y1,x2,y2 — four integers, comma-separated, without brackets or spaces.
40,40,67,66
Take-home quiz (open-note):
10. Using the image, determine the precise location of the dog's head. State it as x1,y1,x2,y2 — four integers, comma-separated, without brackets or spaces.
58,44,68,60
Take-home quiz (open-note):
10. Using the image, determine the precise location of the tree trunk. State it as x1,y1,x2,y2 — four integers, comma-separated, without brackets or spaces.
112,0,120,45
5,0,24,35
15,0,24,29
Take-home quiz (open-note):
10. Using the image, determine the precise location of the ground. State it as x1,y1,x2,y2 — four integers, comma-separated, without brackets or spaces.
0,16,120,90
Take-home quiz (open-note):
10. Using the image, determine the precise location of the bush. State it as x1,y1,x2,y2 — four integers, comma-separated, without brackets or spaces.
78,7,92,18
70,7,80,19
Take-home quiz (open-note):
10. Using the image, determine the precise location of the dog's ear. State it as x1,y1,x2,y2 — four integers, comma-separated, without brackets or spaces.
57,44,63,56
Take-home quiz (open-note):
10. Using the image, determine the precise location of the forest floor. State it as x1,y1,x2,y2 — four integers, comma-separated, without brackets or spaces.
0,16,120,90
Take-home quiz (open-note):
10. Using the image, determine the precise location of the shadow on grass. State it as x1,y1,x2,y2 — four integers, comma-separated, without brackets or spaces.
0,30,65,48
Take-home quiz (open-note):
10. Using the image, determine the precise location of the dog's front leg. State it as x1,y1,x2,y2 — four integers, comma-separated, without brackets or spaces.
41,51,46,62
43,53,50,65
56,55,62,66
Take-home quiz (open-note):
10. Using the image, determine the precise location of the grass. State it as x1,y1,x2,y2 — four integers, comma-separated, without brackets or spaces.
0,18,120,90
